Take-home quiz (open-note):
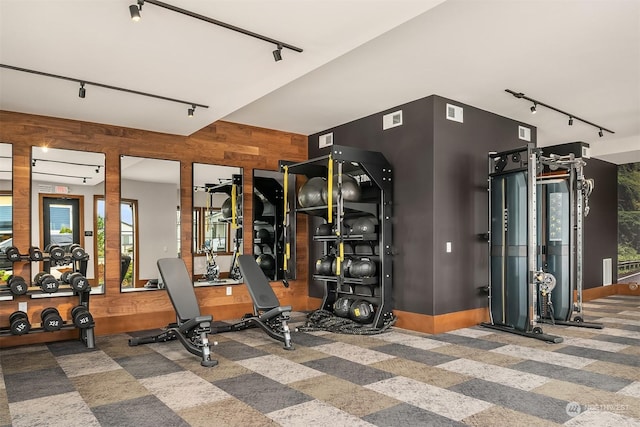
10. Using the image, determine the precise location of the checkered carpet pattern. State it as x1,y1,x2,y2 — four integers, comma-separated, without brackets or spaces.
1,295,639,426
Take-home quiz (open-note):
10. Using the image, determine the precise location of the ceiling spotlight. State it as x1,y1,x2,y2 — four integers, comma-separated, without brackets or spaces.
568,117,573,126
188,105,196,117
82,177,87,184
95,166,100,173
78,82,86,99
32,159,36,167
599,128,604,137
129,1,143,21
273,44,283,62
530,103,537,114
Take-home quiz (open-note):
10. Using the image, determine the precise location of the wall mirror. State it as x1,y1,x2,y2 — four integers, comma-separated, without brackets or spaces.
253,169,296,281
0,143,12,286
193,163,243,286
30,146,105,294
120,156,180,292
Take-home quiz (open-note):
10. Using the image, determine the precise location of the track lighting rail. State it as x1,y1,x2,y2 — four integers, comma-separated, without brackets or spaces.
0,64,208,114
136,0,303,55
505,89,614,136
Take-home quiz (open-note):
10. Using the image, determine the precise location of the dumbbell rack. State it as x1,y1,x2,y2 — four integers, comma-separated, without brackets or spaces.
0,249,95,348
280,145,394,328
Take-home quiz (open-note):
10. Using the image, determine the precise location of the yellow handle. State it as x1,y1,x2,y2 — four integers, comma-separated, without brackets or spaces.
335,242,344,275
231,184,238,229
327,154,333,224
283,165,289,224
284,243,290,271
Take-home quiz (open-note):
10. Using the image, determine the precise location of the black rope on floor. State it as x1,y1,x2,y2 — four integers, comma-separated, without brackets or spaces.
297,309,397,335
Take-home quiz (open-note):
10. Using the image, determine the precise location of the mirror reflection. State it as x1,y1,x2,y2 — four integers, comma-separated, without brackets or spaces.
193,163,243,286
253,169,296,281
30,147,105,294
0,143,12,285
120,156,180,292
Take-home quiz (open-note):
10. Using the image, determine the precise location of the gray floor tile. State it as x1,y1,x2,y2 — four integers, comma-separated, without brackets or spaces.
46,340,98,357
554,345,640,367
91,395,189,427
429,333,506,350
211,340,269,361
4,366,74,402
290,330,335,347
591,333,640,347
363,402,466,426
449,378,572,423
374,343,459,366
115,352,185,379
511,360,633,392
214,372,312,413
303,356,394,385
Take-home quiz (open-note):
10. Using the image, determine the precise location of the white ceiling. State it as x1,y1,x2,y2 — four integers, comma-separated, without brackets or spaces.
1,0,639,165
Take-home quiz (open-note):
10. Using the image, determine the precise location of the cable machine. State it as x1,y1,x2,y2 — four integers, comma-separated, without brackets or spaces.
482,143,602,343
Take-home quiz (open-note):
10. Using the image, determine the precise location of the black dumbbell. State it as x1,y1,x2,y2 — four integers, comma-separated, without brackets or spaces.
34,272,59,293
45,244,65,261
7,275,28,295
67,244,86,261
29,246,44,261
41,307,63,332
71,305,94,329
9,311,31,335
61,272,89,292
5,246,21,262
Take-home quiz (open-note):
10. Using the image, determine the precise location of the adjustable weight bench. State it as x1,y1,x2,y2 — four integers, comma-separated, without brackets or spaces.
128,258,218,367
129,256,293,366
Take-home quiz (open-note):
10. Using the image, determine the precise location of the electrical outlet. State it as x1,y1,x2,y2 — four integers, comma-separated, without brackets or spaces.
226,286,232,296
446,242,452,253
18,302,28,312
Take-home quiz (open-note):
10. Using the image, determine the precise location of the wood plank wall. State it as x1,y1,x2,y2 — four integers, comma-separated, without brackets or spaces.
0,110,311,347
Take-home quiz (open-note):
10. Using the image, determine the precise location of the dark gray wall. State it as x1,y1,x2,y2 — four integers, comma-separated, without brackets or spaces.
308,95,536,315
582,158,618,288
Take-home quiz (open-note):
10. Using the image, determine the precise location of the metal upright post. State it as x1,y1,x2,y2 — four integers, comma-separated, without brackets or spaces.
527,144,539,332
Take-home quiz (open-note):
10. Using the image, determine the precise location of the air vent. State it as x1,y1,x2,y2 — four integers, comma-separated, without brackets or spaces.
518,126,531,142
318,132,333,148
446,104,463,123
382,110,403,130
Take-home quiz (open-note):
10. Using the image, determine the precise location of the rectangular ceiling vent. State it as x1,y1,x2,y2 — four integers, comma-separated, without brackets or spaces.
518,126,531,142
446,104,463,123
383,110,403,130
318,132,333,148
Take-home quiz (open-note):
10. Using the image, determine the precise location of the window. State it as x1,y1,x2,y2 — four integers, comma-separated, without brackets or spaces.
193,207,230,253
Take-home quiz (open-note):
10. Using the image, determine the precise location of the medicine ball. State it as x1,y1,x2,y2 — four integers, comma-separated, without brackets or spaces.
331,256,353,277
321,174,361,204
256,253,275,272
221,197,233,219
333,297,354,318
315,223,333,236
314,255,334,276
253,244,262,255
255,228,272,243
349,258,377,278
298,177,327,207
349,299,375,323
350,217,376,235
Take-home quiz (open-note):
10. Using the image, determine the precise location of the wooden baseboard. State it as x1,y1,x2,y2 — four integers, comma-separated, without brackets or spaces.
394,307,489,335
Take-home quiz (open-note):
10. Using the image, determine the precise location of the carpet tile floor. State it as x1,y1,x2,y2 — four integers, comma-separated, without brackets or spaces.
1,294,639,426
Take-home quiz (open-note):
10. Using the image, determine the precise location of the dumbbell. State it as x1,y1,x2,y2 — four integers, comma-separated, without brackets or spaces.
41,307,63,332
9,311,31,335
7,275,28,295
71,305,94,329
29,246,44,261
60,271,89,292
5,245,22,262
33,272,60,293
67,244,86,261
44,244,65,261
